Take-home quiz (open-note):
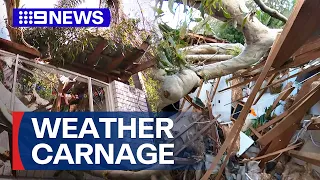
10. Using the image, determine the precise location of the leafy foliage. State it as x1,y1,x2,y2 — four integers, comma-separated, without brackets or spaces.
141,70,161,112
214,22,245,44
55,0,85,8
155,24,189,75
21,18,145,66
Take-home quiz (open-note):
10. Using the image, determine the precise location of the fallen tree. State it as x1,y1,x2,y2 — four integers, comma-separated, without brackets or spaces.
155,0,282,110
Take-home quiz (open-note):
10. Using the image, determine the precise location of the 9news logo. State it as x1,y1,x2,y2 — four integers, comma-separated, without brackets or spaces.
13,8,111,27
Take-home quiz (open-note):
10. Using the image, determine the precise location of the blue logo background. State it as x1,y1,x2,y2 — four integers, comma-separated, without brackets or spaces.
17,112,177,170
13,8,111,27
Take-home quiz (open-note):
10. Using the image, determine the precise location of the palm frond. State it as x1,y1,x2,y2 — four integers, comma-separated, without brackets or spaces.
55,0,85,8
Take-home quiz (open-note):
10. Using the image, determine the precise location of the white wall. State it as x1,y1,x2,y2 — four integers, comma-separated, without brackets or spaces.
181,75,232,123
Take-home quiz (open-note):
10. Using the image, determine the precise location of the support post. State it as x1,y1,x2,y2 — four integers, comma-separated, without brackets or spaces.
88,77,94,112
103,86,109,111
10,54,19,112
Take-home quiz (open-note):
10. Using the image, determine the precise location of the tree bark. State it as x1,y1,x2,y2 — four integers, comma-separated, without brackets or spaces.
156,0,281,110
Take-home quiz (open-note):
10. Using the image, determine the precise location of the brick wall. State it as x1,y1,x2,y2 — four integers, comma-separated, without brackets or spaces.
110,81,149,112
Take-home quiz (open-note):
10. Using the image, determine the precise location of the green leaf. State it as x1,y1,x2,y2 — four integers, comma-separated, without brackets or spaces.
212,0,216,9
194,18,203,22
199,2,205,18
180,21,188,38
223,9,231,19
242,14,248,30
168,36,176,47
168,0,175,14
205,23,212,34
152,7,164,15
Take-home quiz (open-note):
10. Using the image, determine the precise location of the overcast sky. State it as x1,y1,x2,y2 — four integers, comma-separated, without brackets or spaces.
0,0,200,40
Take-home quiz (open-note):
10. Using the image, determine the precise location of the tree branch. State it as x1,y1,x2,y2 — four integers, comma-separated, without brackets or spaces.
187,54,234,63
253,0,288,23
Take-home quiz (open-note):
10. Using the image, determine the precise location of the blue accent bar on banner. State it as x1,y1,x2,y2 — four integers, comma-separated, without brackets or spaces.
12,8,111,27
14,112,180,170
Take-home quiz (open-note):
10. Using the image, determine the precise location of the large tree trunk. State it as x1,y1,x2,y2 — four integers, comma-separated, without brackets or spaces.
156,0,281,110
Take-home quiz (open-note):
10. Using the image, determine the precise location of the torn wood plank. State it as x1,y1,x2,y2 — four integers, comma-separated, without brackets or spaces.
196,80,204,98
210,77,220,102
86,40,107,65
179,98,186,112
249,126,262,139
262,64,320,90
218,66,285,93
256,111,287,133
206,90,219,146
270,84,295,112
129,59,155,75
0,38,40,58
242,142,303,163
292,48,320,67
184,95,203,110
288,150,320,167
174,114,221,156
216,133,239,180
293,36,320,57
272,0,320,68
104,53,125,72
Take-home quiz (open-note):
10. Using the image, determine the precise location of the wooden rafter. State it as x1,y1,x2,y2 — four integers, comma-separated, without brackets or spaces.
86,40,107,65
0,38,40,58
269,83,295,112
104,53,125,72
293,36,320,57
292,48,320,67
272,0,320,68
129,59,155,74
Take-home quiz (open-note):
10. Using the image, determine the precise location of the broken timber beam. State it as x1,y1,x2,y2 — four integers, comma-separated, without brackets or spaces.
87,40,107,65
269,82,295,112
272,0,320,68
210,77,220,102
288,150,320,167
